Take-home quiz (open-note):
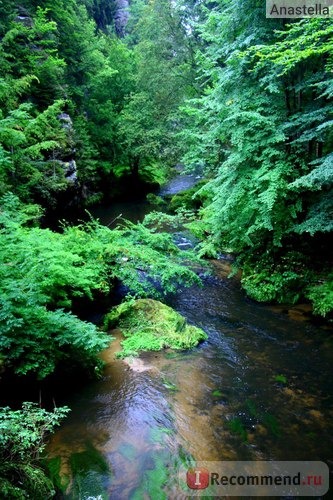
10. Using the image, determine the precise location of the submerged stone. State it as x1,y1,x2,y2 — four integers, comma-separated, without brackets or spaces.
104,298,207,358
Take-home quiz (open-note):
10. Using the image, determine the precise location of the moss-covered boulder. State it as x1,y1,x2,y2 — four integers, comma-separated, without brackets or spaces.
104,299,207,358
169,180,208,213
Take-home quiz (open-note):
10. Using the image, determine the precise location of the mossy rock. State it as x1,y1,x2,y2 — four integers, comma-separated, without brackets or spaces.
169,180,207,213
146,193,167,207
104,299,207,358
45,456,70,494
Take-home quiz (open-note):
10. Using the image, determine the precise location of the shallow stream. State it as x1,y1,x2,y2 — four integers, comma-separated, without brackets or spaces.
47,171,333,499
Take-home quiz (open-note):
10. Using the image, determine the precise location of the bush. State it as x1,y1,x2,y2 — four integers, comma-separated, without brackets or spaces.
169,180,207,213
0,403,70,499
241,251,313,304
307,275,333,317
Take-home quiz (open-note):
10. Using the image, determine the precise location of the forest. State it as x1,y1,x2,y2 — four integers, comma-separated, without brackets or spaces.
0,0,332,497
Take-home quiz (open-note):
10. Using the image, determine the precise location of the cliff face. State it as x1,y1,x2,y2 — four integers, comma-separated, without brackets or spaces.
91,0,130,36
114,0,130,36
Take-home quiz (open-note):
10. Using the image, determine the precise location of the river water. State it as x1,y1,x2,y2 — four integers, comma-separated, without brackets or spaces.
47,172,333,499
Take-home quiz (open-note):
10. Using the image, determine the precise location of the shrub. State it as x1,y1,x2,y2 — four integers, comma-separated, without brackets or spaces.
0,403,70,499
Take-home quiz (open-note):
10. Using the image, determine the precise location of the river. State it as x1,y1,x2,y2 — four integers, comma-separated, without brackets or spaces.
47,171,333,499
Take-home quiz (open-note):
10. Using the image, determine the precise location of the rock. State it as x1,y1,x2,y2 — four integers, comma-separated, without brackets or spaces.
123,357,158,373
51,159,78,185
114,0,130,36
64,160,78,184
52,113,78,185
15,7,33,27
104,298,208,358
58,113,73,131
15,15,33,27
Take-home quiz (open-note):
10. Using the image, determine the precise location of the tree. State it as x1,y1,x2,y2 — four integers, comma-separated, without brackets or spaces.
0,7,66,108
116,0,195,183
180,0,333,314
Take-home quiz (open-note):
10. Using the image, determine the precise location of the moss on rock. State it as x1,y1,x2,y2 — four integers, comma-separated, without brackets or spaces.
104,299,207,358
169,180,207,213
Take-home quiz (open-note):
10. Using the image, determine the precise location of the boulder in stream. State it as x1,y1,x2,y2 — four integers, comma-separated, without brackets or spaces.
104,298,207,358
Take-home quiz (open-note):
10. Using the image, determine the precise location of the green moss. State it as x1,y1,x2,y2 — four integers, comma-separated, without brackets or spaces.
131,454,169,500
246,399,259,417
104,299,135,329
274,374,287,384
212,389,223,397
68,444,110,499
141,456,169,499
105,299,207,358
45,456,70,494
149,427,174,445
228,418,248,442
161,377,179,392
169,180,207,213
262,413,281,438
130,444,195,498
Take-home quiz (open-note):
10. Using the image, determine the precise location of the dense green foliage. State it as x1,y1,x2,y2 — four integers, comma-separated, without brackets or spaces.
1,0,333,496
0,194,109,378
0,193,200,378
0,0,192,206
0,2,201,492
0,402,69,498
180,1,333,316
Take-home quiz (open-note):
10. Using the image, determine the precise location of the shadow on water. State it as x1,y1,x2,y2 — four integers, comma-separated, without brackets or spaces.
46,171,333,499
88,170,201,227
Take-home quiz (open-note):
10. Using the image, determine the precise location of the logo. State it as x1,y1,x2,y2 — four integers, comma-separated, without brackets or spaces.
182,461,329,496
186,467,209,489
